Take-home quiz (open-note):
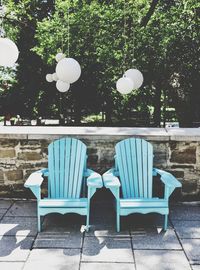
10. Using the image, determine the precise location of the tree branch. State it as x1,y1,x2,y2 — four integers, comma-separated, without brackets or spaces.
140,0,159,27
4,16,35,30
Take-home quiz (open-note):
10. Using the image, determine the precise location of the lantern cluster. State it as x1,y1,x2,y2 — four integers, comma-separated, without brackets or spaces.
46,53,81,93
116,68,144,95
0,37,19,67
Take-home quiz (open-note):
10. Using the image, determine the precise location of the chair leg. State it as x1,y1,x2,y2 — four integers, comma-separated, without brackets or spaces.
116,199,120,232
117,213,120,232
164,214,168,231
86,205,90,232
38,215,41,232
116,212,120,232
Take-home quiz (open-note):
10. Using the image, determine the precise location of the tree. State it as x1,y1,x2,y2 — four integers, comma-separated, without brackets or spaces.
0,0,199,127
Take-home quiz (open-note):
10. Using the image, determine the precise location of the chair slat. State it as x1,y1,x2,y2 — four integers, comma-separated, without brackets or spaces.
48,145,55,198
116,138,153,199
54,140,60,198
116,143,128,198
63,138,71,197
76,145,87,198
136,139,143,197
142,139,148,198
68,139,77,198
59,139,66,198
130,139,139,197
72,140,83,198
125,139,135,197
48,138,86,199
147,143,153,198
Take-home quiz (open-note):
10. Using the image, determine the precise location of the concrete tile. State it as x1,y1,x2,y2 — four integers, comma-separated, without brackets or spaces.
0,209,7,220
128,213,172,230
23,249,80,270
170,205,200,221
0,200,13,209
90,210,115,226
134,250,191,270
80,262,135,270
181,239,200,264
0,217,37,237
33,232,83,249
0,236,34,261
82,236,134,262
86,225,129,237
192,266,200,270
0,262,24,270
42,213,85,231
172,220,200,238
5,201,37,217
131,228,181,250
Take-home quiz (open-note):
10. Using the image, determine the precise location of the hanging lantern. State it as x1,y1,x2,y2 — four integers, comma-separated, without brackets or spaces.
52,72,58,81
0,37,19,67
55,52,65,62
124,69,144,89
56,58,81,83
116,77,134,95
46,74,53,82
56,80,70,92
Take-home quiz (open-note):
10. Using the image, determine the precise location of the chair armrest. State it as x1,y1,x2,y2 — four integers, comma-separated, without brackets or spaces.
24,168,48,188
85,169,103,188
153,168,182,188
103,168,121,188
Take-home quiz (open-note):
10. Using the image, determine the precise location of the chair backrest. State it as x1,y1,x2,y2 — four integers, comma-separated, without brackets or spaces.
48,138,87,199
115,138,153,199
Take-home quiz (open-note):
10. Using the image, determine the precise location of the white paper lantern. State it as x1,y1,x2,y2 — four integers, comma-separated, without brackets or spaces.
46,74,53,82
52,72,58,81
55,53,65,62
116,77,134,94
124,69,144,89
56,57,81,83
0,37,19,67
56,80,70,92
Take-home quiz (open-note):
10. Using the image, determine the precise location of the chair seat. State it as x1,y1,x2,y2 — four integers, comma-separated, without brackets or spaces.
120,198,168,208
39,198,88,208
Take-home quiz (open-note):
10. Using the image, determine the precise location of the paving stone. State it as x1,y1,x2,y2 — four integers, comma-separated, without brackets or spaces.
80,262,135,270
42,213,85,231
0,262,24,270
23,249,80,270
0,200,13,209
172,220,200,238
0,217,37,237
33,232,83,249
5,201,37,217
90,209,115,225
127,213,172,230
192,266,200,270
82,236,134,263
0,208,7,220
134,250,191,270
181,239,200,264
131,228,181,250
0,236,34,261
86,224,129,237
170,205,200,221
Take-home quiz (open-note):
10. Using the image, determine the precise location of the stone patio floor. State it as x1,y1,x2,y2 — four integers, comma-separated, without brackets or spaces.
0,198,199,270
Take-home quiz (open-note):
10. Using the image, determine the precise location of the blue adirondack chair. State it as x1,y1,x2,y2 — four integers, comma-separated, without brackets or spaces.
24,138,102,232
103,138,182,232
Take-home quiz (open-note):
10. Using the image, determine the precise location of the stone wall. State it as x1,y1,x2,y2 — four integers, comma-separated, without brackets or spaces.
0,127,200,200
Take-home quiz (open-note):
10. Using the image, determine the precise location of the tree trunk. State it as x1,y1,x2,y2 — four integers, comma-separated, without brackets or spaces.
153,83,162,127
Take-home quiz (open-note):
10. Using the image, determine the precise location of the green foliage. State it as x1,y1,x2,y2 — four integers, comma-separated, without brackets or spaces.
0,0,199,126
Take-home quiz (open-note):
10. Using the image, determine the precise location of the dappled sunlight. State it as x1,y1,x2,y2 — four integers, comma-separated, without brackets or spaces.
16,230,30,244
0,223,17,235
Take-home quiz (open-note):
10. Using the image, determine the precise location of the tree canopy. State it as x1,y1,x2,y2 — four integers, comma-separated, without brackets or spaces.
0,0,199,126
